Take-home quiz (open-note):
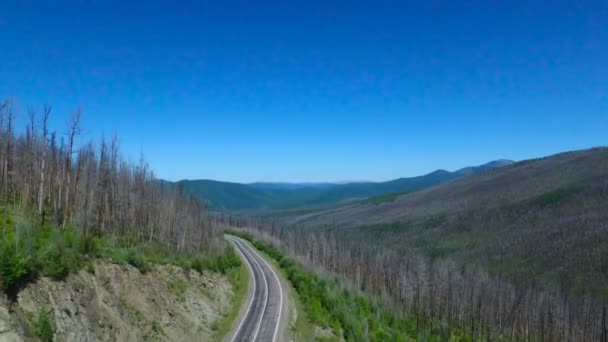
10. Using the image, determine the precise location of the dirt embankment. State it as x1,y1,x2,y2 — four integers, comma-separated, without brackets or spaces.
0,260,232,341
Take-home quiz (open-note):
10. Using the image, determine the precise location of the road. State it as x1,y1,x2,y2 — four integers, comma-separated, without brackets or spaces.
225,236,286,342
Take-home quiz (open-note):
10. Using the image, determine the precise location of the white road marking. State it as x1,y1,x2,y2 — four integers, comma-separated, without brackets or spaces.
247,241,284,342
227,235,284,342
228,237,257,342
244,244,269,342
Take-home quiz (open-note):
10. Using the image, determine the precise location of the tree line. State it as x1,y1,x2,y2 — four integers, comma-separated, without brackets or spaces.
0,99,219,254
226,216,608,341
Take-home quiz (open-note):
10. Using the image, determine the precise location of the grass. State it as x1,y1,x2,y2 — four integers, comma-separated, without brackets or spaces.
531,186,583,206
229,231,474,341
0,205,241,298
32,308,54,342
427,232,482,259
360,190,411,205
151,320,165,336
168,278,188,299
212,259,249,341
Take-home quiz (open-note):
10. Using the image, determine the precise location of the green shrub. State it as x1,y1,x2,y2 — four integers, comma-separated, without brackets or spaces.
126,249,150,274
85,261,95,274
191,245,240,275
38,244,82,280
151,320,164,335
33,309,54,342
168,279,188,298
0,228,33,292
38,247,69,280
0,206,241,298
30,225,84,280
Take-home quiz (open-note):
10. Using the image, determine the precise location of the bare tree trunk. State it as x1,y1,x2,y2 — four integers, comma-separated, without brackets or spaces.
4,102,14,223
63,108,81,228
38,106,50,220
602,306,607,342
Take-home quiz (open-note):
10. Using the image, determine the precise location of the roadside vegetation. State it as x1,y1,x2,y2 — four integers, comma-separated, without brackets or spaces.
32,308,54,342
0,206,241,299
228,214,608,342
211,260,249,341
230,231,474,341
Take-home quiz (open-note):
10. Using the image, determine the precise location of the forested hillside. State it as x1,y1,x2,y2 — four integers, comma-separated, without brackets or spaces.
289,148,608,299
173,159,512,211
0,100,231,298
236,148,608,341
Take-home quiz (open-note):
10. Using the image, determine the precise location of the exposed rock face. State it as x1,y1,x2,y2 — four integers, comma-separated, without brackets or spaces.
0,261,232,341
0,301,22,341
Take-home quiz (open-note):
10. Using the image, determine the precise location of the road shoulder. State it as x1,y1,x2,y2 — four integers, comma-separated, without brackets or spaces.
238,238,300,342
229,236,294,342
221,237,255,342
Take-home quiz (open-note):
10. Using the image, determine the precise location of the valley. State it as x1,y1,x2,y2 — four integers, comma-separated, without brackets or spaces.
2,2,607,340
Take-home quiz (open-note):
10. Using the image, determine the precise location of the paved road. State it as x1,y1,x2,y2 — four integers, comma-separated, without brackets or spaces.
226,236,285,342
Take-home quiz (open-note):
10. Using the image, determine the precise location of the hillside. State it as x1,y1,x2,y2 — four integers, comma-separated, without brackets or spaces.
0,260,233,341
172,160,513,211
287,147,608,300
0,101,246,342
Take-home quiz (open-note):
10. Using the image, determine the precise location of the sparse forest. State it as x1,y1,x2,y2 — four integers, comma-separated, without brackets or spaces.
228,216,608,341
0,99,233,296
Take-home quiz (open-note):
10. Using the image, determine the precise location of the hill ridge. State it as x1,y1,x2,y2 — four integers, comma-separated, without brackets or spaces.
168,159,514,211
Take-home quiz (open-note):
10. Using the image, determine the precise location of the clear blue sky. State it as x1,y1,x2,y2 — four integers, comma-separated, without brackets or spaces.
1,1,606,182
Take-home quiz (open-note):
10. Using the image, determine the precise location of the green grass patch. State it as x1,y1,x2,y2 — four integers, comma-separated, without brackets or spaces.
427,232,482,259
85,261,95,274
212,260,249,342
32,308,54,342
151,319,165,336
168,278,188,299
361,191,411,205
531,186,583,206
0,205,240,297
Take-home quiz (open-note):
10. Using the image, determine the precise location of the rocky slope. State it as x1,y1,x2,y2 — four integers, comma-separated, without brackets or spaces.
0,260,232,341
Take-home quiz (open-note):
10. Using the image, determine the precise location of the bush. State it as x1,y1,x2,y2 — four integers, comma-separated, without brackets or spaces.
126,249,150,274
38,244,82,280
191,245,241,275
33,309,54,342
168,279,188,298
0,206,241,298
0,227,33,293
38,247,69,280
85,261,95,274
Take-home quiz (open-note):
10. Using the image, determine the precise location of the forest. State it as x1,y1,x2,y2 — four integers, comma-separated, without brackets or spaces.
0,99,235,298
227,215,608,341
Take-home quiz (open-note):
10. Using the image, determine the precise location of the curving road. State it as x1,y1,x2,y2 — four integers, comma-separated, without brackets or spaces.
226,235,285,342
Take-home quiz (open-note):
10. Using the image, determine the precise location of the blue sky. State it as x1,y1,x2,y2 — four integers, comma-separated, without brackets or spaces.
1,1,606,182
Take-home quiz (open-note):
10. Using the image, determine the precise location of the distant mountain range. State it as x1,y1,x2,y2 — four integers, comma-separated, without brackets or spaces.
164,159,513,211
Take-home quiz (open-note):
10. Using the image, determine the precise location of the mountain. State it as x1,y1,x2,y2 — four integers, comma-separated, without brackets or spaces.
285,147,608,300
169,159,513,211
248,182,337,191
